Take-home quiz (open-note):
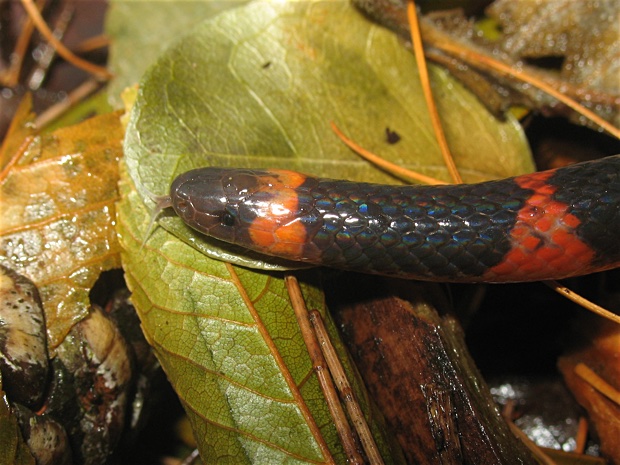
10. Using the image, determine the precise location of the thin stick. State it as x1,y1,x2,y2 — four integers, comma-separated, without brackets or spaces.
72,34,110,53
2,0,47,86
330,122,446,186
309,310,385,465
35,78,102,128
575,363,620,405
285,275,364,465
20,0,112,80
407,0,462,184
543,281,620,325
27,2,74,90
506,422,556,465
575,417,588,454
0,136,32,182
235,269,336,464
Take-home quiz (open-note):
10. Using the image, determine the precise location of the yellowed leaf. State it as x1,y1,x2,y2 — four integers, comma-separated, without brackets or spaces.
0,103,124,349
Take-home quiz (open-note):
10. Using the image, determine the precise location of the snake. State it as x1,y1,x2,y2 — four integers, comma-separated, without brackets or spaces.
154,156,620,283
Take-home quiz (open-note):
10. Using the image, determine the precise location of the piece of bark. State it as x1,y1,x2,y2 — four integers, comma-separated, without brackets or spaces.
330,275,537,464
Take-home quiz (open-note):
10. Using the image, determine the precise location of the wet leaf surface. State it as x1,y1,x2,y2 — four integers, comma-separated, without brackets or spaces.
0,98,123,349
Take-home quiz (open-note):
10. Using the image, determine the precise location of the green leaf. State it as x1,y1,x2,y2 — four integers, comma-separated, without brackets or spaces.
105,0,249,107
119,0,532,462
124,0,532,265
117,167,398,463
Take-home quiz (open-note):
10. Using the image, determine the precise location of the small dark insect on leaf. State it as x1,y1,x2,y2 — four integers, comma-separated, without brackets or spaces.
385,127,401,144
262,61,272,69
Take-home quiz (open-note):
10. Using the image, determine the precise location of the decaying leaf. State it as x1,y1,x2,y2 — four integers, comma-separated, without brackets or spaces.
559,320,620,463
0,97,124,349
0,94,140,463
0,265,48,409
0,373,36,465
354,0,619,127
488,0,619,94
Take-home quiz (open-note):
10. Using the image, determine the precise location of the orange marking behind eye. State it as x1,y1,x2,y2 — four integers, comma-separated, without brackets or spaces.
265,170,307,189
247,172,310,260
485,170,596,281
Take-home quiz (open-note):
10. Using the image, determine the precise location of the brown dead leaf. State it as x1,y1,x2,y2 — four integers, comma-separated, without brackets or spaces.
0,97,123,350
488,0,619,94
353,0,619,128
558,321,620,463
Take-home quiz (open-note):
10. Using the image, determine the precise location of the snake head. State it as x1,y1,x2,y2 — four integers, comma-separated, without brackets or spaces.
169,167,251,243
169,167,319,260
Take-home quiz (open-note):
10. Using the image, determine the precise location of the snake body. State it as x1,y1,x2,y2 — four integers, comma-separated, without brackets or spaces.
165,156,620,282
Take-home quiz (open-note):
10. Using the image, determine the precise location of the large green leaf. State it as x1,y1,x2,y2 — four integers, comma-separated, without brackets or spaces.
117,169,396,463
124,0,532,265
119,0,532,462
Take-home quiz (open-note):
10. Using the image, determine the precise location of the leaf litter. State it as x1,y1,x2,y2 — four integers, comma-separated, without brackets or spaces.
0,0,617,463
0,95,124,349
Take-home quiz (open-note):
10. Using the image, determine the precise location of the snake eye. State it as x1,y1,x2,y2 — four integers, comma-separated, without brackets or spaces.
219,211,235,227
